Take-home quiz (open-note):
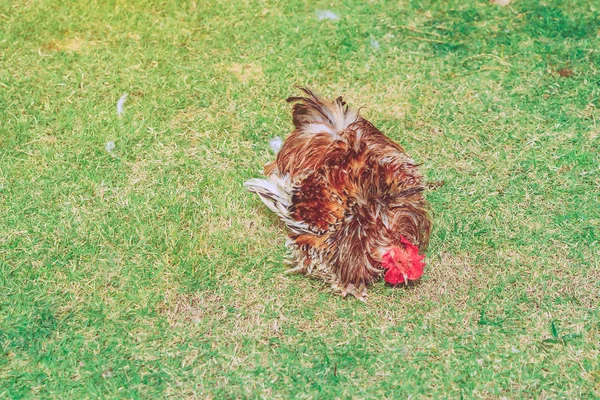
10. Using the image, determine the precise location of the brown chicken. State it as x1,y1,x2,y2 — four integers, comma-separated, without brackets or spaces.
245,88,431,301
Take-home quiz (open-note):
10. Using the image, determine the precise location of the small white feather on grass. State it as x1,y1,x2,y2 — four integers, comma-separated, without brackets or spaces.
116,93,128,116
369,36,380,50
105,141,117,157
316,10,339,21
269,137,283,153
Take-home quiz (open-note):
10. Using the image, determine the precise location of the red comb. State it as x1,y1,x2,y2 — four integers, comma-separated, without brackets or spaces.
383,236,425,284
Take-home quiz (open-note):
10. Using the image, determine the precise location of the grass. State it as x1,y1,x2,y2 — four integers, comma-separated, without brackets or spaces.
0,0,598,397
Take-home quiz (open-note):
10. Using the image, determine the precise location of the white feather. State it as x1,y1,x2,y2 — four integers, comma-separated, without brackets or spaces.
105,141,115,153
105,141,118,158
370,36,380,50
269,137,283,153
116,93,128,116
316,10,339,20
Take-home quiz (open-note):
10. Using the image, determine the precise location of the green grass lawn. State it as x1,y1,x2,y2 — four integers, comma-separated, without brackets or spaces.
1,0,599,397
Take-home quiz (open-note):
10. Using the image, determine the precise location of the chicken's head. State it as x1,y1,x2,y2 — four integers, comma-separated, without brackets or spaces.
381,236,425,285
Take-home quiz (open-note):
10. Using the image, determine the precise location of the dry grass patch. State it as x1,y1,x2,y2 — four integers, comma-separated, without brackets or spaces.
41,37,99,53
228,62,264,84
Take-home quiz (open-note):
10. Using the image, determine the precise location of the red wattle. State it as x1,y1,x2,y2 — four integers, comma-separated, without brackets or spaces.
382,236,426,284
384,266,405,285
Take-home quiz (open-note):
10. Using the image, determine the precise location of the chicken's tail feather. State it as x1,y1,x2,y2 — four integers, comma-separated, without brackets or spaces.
245,176,291,217
286,87,358,135
244,175,313,235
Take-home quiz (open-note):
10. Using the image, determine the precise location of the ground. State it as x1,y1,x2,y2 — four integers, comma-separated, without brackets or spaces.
0,0,599,398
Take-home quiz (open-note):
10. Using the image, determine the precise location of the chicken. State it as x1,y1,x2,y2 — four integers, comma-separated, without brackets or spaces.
245,88,431,301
